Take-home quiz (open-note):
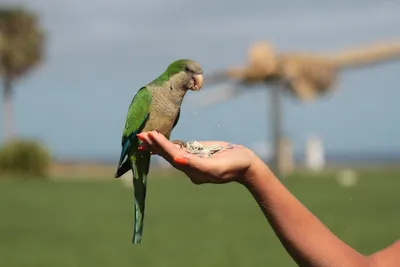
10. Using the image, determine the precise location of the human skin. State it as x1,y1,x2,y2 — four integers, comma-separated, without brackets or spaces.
137,130,400,267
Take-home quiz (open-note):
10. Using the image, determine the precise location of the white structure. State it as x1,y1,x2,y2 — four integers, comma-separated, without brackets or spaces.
305,135,325,171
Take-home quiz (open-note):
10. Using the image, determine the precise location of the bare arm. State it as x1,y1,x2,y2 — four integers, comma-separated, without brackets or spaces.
242,158,399,267
137,131,399,267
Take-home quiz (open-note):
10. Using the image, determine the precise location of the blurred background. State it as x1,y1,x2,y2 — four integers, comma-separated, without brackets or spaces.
0,0,399,266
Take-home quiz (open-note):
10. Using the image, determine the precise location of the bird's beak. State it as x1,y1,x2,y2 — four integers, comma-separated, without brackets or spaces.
192,74,204,91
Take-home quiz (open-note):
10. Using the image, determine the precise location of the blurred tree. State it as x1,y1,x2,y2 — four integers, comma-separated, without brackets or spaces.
0,7,45,141
193,41,400,177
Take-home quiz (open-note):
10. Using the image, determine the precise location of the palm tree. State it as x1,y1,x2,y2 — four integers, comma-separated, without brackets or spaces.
192,41,400,177
0,7,45,141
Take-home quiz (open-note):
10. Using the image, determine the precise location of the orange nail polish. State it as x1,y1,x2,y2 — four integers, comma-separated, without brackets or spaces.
136,133,145,141
174,157,188,165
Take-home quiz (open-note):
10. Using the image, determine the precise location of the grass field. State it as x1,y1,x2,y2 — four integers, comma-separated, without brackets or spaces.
0,168,399,267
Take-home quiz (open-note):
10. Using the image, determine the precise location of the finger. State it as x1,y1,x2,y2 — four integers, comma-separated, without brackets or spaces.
138,142,150,151
138,132,161,155
148,133,233,157
172,153,222,173
188,176,207,185
148,131,184,159
137,132,153,145
137,133,156,148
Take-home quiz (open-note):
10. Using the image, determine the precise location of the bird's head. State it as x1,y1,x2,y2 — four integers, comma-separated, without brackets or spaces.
166,59,204,91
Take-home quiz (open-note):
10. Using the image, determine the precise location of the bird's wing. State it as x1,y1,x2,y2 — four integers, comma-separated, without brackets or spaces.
117,87,152,170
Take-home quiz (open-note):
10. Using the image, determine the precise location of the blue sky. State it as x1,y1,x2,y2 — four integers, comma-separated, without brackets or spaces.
0,0,399,161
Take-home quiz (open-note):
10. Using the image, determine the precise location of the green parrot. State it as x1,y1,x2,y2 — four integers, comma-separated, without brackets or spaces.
114,59,204,244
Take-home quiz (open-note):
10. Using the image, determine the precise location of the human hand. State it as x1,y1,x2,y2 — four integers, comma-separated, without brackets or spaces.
136,131,259,185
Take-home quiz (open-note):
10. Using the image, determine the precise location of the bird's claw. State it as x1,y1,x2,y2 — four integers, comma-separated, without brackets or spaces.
172,140,187,148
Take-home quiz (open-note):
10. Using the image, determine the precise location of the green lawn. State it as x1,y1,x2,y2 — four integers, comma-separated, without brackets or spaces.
0,169,399,267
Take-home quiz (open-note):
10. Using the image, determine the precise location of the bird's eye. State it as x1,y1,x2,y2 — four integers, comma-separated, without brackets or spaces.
185,66,190,72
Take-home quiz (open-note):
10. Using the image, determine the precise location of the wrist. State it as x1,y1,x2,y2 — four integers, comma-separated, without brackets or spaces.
240,154,273,188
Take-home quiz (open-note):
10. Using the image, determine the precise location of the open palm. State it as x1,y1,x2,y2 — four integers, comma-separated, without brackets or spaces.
137,131,256,184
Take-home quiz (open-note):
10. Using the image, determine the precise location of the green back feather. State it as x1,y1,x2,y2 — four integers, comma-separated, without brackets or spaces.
122,87,152,142
115,86,152,176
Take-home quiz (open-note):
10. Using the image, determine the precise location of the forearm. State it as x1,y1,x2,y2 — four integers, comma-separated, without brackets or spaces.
242,159,369,267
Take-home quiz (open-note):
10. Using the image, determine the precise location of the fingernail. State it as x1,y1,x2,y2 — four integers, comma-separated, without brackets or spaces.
174,156,188,165
138,146,146,151
136,133,145,141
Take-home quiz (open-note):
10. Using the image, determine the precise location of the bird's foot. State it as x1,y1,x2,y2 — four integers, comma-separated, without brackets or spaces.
171,139,187,148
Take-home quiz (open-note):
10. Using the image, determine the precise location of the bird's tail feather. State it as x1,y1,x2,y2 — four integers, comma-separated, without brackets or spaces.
129,150,151,244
